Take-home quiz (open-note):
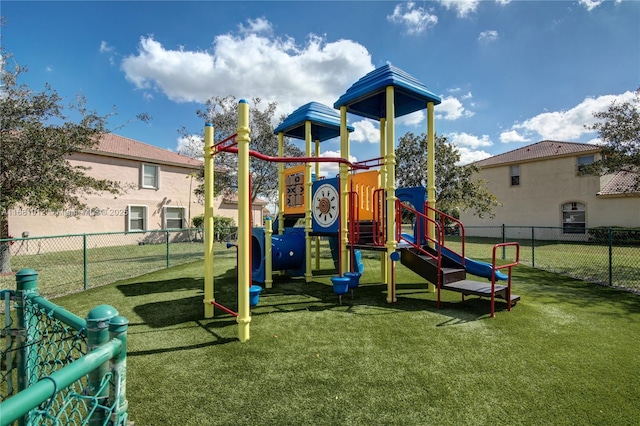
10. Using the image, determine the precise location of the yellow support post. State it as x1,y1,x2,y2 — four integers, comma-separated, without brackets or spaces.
203,123,215,318
379,118,387,285
339,106,350,275
265,217,273,289
304,121,313,282
427,101,436,293
236,100,251,342
278,132,285,236
385,86,397,303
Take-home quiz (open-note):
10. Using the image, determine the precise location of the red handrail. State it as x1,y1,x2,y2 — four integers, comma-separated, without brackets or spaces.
490,242,520,317
396,200,446,304
211,133,238,155
220,146,370,170
425,202,466,267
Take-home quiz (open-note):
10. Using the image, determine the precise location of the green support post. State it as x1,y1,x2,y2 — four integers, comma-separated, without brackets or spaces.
501,224,506,260
608,227,613,286
15,268,39,426
109,315,129,424
83,234,88,290
86,304,119,426
166,230,170,268
531,227,535,268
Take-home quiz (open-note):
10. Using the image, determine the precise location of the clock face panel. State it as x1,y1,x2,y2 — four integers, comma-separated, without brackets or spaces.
312,182,339,230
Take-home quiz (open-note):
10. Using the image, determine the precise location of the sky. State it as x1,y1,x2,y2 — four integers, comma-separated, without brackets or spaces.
2,0,639,176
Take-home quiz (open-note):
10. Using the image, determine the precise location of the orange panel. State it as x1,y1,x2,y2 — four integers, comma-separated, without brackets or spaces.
348,170,380,221
284,165,307,216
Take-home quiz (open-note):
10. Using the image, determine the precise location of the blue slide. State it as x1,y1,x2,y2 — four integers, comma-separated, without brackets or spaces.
438,245,508,281
400,233,507,281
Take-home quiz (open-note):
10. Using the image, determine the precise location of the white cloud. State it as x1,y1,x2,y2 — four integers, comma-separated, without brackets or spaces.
45,66,53,72
318,150,358,177
439,0,480,18
350,119,380,143
478,30,499,43
397,110,425,127
435,96,474,120
447,132,493,149
456,147,492,165
387,2,438,35
508,91,637,141
99,41,113,54
121,19,374,120
238,17,272,35
496,0,512,5
499,130,531,143
579,0,605,11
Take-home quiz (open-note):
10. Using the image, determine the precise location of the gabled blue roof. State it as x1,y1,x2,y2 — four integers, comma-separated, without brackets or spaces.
274,102,354,142
333,64,441,120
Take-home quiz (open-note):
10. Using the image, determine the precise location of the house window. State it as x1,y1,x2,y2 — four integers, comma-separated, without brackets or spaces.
510,165,520,186
127,205,147,231
562,202,586,234
141,164,159,189
164,207,186,229
577,155,595,175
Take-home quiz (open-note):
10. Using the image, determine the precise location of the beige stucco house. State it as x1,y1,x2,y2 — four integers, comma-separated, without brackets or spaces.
8,134,266,240
459,140,640,236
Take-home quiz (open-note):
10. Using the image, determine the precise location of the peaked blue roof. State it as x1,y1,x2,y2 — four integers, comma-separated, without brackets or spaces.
274,102,354,142
334,65,441,120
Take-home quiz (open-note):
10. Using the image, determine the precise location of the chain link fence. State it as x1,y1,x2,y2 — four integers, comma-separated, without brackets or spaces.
0,227,238,299
443,225,640,292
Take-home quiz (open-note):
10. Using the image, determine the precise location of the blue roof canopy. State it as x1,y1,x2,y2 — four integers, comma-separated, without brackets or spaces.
334,65,441,120
274,102,354,142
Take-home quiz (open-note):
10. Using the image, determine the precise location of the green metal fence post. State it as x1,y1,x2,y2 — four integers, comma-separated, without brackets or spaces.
85,304,118,425
502,224,506,260
166,230,170,268
15,268,39,426
531,227,535,268
608,227,613,286
83,234,88,291
109,315,129,424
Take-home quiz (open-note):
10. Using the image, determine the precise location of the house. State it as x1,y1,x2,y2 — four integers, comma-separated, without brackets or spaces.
458,140,640,237
8,134,267,242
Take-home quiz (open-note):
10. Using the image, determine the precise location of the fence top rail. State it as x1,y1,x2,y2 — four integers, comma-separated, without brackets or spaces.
0,227,205,243
27,294,87,333
0,338,123,425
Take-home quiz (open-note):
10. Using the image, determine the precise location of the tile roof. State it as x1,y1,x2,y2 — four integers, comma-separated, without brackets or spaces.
86,133,203,168
474,140,600,168
597,171,640,196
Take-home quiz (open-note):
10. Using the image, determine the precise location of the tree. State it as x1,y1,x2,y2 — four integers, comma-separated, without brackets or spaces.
395,132,499,219
178,96,303,206
0,51,125,273
583,88,640,190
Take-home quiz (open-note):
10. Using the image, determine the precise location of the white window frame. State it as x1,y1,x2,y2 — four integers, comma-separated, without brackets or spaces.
127,205,148,232
163,206,186,230
510,165,520,186
141,164,160,189
561,202,586,234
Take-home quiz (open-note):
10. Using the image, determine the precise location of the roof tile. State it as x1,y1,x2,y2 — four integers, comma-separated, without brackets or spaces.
475,140,599,167
88,133,202,168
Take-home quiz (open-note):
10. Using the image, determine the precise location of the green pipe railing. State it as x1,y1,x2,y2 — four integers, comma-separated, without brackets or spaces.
0,269,129,426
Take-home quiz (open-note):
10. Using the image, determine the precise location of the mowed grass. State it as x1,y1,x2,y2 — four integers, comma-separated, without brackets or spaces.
52,255,640,426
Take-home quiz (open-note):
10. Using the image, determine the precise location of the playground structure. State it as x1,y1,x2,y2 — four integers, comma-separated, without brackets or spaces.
202,65,520,342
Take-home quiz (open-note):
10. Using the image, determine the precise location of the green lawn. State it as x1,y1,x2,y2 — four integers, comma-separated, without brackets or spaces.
49,255,640,425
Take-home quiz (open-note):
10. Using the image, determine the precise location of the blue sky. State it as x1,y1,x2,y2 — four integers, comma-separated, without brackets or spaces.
3,0,639,175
